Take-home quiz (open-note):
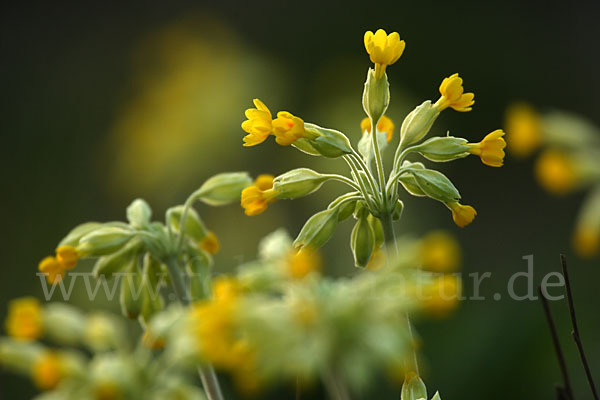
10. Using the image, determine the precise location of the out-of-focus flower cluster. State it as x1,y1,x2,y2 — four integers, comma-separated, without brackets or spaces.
506,104,600,257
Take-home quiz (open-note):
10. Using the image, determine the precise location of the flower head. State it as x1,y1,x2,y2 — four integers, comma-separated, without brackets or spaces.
32,352,64,390
199,231,220,254
287,248,322,279
446,202,477,228
272,111,305,146
55,245,79,269
573,227,599,258
5,297,43,341
38,256,65,283
535,150,576,195
505,103,541,158
364,29,406,79
468,129,507,167
241,175,279,216
361,115,395,142
436,73,475,112
419,231,461,272
242,99,273,147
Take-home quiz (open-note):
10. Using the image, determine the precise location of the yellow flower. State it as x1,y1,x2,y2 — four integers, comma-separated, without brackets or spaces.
468,129,507,167
435,73,475,112
32,352,63,390
38,256,65,283
241,175,279,216
573,227,599,258
212,276,242,302
419,231,461,273
446,202,477,228
199,231,220,254
535,150,576,195
55,245,79,269
364,29,406,79
272,111,305,146
366,248,386,271
505,103,541,158
287,248,322,279
5,297,43,341
421,275,461,316
360,115,395,142
242,99,273,147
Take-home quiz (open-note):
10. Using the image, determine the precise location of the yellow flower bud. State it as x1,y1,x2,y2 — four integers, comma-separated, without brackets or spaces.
573,227,599,258
419,231,461,273
435,73,475,112
272,111,306,146
505,103,541,158
242,99,273,147
468,129,507,167
199,231,220,254
32,352,64,390
364,29,406,79
38,256,65,283
55,245,79,270
446,202,477,228
5,297,43,341
361,115,395,142
287,248,322,279
241,175,279,216
535,150,576,195
421,275,462,316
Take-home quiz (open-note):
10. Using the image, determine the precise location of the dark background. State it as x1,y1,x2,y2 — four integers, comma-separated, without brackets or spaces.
1,1,600,399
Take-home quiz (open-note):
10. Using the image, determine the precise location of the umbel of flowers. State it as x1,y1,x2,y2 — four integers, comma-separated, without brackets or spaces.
241,28,505,267
505,104,600,257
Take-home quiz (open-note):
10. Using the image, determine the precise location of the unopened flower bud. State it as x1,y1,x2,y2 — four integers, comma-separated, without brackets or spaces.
294,207,340,249
273,168,329,199
77,227,134,257
195,172,253,206
400,101,440,146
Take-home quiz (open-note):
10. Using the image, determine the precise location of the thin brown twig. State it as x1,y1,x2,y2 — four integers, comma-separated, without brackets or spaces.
539,286,574,400
560,254,599,400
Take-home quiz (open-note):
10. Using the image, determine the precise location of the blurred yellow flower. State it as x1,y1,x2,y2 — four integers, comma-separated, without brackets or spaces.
505,103,541,158
422,275,461,316
212,276,242,302
435,73,475,112
366,248,386,271
361,115,395,142
55,245,79,270
535,150,576,195
573,227,599,258
5,297,43,341
241,175,279,216
419,231,461,273
242,99,273,146
199,231,220,254
32,352,63,390
364,29,406,79
446,202,477,228
468,129,507,167
142,331,166,350
287,248,322,279
272,111,306,146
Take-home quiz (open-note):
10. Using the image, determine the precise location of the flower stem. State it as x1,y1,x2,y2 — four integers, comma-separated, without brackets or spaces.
322,367,351,400
164,256,225,400
379,213,420,376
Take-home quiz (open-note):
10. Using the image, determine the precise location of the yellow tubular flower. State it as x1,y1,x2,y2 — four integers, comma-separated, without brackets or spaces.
55,245,79,270
199,231,220,254
287,248,322,279
435,73,475,112
446,202,477,228
505,103,541,158
38,256,65,283
360,115,395,142
272,111,305,146
468,129,507,167
241,175,279,216
535,150,576,195
32,352,63,390
419,231,461,273
5,297,43,341
573,227,600,258
422,275,461,316
242,99,273,147
364,29,406,79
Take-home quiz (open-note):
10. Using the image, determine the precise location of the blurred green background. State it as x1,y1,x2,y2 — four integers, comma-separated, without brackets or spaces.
2,1,599,399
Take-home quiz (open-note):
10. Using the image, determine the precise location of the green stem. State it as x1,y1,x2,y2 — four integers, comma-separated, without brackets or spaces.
322,368,351,400
343,155,378,210
349,152,381,203
323,174,362,191
379,214,419,376
164,257,225,400
370,118,387,206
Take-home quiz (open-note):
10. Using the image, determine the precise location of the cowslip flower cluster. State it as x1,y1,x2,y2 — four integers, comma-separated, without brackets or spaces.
505,104,600,257
240,28,505,264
